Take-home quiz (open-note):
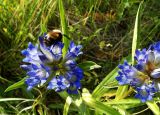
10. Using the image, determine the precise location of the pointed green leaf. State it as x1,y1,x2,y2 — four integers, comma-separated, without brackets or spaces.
92,66,118,98
146,101,160,115
5,77,26,92
132,2,143,65
58,0,70,56
58,91,69,100
63,96,72,115
82,88,120,115
92,55,131,99
115,85,128,100
78,61,101,71
104,98,141,105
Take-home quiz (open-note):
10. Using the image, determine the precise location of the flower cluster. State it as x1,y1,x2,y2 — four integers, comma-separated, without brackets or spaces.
116,42,160,102
21,34,83,94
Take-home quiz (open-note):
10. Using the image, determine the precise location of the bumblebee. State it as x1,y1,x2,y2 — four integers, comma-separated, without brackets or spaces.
44,29,63,46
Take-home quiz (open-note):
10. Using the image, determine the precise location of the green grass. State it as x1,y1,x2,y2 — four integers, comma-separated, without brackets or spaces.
0,0,160,114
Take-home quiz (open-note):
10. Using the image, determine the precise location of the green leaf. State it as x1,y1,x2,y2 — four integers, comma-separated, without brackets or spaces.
115,85,128,100
92,55,131,99
74,97,91,115
104,98,141,105
58,91,69,100
117,0,130,20
82,88,120,115
59,92,91,115
131,1,143,65
0,98,34,102
63,96,72,115
92,66,118,98
5,77,26,92
58,0,70,56
0,75,12,83
104,98,144,114
78,61,101,71
146,101,160,115
18,106,32,115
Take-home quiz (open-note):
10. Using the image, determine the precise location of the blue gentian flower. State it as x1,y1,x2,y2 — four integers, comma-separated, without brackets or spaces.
135,84,157,102
116,41,160,102
65,41,83,60
47,76,70,92
21,34,83,94
21,42,42,65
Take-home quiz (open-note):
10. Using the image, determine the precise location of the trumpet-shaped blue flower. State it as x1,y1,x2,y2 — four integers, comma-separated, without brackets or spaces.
21,42,42,65
65,41,83,60
47,76,70,92
21,34,83,94
116,41,160,102
135,84,157,102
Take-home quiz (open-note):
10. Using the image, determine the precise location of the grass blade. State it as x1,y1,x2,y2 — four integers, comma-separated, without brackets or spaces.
92,55,131,99
63,96,72,115
78,61,101,71
5,77,26,92
146,101,160,115
58,0,70,56
92,67,118,98
115,85,128,100
132,1,143,65
83,88,120,115
0,98,34,102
